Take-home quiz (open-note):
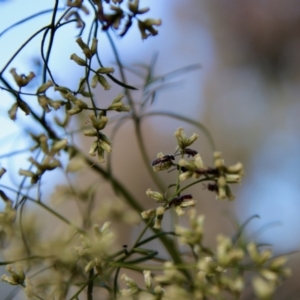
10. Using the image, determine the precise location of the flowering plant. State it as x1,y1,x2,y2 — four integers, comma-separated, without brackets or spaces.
0,1,291,299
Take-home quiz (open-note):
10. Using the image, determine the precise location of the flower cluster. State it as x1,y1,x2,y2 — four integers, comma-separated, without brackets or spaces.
91,0,161,38
0,0,294,297
175,209,291,299
141,189,196,229
152,127,244,201
0,218,117,299
19,136,68,184
143,127,244,229
119,209,291,300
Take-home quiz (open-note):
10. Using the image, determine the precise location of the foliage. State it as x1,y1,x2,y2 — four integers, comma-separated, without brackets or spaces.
0,1,291,299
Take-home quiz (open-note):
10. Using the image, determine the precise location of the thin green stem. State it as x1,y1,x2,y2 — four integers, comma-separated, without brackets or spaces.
134,118,165,191
141,111,216,151
170,178,208,199
87,268,94,300
104,30,136,115
69,273,99,300
0,255,51,266
42,0,59,83
132,217,154,248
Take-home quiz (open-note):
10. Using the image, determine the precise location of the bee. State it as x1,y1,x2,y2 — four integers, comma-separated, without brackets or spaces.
206,182,218,192
183,148,198,157
177,165,188,173
168,194,193,207
167,165,188,174
151,155,175,166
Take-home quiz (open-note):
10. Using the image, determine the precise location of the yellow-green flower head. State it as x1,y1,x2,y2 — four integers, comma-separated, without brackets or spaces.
10,68,35,87
252,276,276,300
120,273,139,296
174,127,198,149
108,94,130,112
70,53,86,66
197,256,218,275
178,154,204,181
154,262,186,285
146,188,165,202
143,270,152,290
216,235,244,266
247,243,272,265
141,209,156,219
37,80,53,94
175,210,205,245
90,114,108,130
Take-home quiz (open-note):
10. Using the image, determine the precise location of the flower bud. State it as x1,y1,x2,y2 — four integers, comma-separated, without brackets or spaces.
143,270,152,290
76,37,89,51
252,277,275,300
54,85,70,94
99,140,112,153
48,99,65,110
75,99,88,109
10,68,35,87
141,209,155,219
225,174,241,183
227,162,244,174
89,141,98,156
96,67,114,74
1,274,18,285
19,169,35,177
146,188,164,202
52,139,68,152
153,218,162,229
0,167,6,179
120,273,138,296
70,53,86,66
91,74,98,88
175,205,184,216
97,74,111,90
90,114,108,130
260,269,278,282
84,260,95,273
38,95,51,112
186,133,199,146
18,100,31,115
90,38,98,55
269,256,288,271
8,102,18,120
24,277,34,298
67,106,82,115
83,130,98,137
37,80,53,94
97,147,105,162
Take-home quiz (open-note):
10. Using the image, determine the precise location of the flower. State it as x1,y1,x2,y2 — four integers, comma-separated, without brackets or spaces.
174,127,198,150
146,188,165,202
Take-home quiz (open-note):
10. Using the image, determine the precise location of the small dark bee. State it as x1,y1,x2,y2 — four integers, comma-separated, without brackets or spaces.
177,165,188,173
168,194,193,207
122,244,129,255
167,165,188,174
206,183,218,192
183,148,198,157
152,155,175,166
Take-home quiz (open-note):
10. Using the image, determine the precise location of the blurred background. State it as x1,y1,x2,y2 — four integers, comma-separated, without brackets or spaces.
1,0,300,298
